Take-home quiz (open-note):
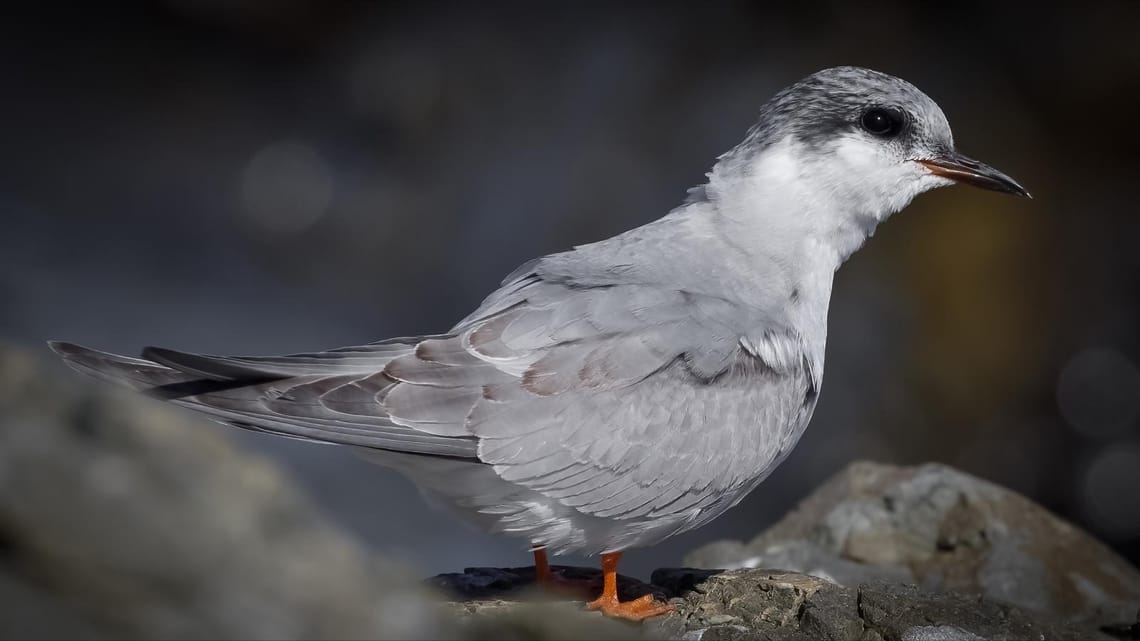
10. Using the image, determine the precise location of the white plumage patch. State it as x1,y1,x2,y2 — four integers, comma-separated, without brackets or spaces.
739,332,803,374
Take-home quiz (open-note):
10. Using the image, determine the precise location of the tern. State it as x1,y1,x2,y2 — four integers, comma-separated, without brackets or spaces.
51,66,1029,620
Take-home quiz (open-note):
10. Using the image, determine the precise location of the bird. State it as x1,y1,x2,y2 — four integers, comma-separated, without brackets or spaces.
50,66,1029,621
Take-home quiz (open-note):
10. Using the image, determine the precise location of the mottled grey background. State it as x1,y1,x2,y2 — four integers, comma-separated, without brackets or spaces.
2,1,1138,579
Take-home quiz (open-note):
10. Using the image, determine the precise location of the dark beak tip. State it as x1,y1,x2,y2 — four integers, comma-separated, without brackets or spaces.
919,155,1031,201
1004,180,1032,200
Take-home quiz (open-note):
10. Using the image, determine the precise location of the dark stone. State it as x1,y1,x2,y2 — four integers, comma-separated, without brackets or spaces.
856,580,1113,641
686,461,1140,627
429,565,669,603
799,584,862,641
1102,615,1140,640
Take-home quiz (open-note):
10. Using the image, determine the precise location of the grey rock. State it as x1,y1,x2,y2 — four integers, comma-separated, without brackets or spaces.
655,569,1109,641
857,580,1112,641
17,335,1135,641
0,343,625,640
798,581,862,640
433,565,1112,639
686,461,1140,626
899,626,985,641
651,568,730,596
659,570,856,640
1,344,417,639
442,600,644,640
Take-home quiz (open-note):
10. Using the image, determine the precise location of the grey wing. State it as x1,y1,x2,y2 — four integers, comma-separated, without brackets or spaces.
50,265,816,523
390,274,818,523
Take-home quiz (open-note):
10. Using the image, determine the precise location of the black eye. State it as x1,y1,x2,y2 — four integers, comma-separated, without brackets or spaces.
860,107,904,137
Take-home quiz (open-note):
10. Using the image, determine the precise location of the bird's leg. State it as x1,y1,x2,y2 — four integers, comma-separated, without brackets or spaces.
533,547,552,586
585,552,673,621
530,546,594,598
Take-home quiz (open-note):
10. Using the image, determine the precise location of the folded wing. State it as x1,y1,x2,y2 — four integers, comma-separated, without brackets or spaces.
51,266,814,525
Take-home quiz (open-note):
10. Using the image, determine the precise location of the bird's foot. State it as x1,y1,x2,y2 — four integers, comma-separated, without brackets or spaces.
585,593,673,621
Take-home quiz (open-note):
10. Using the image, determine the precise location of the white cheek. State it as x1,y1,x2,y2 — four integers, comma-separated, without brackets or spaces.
833,136,887,173
828,138,953,217
828,138,905,203
812,137,896,210
875,162,943,214
750,137,802,185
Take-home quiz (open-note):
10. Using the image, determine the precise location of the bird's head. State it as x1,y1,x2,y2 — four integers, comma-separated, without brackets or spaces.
708,67,1028,242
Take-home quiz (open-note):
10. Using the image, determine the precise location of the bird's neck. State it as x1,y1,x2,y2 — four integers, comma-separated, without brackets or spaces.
685,137,904,361
704,136,894,274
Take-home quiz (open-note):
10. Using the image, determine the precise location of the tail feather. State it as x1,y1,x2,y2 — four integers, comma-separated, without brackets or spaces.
46,341,480,459
140,342,428,379
141,346,287,382
50,341,199,391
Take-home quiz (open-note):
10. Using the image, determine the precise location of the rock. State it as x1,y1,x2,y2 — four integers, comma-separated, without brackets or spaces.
685,461,1140,626
430,565,669,603
443,600,644,640
20,336,1137,640
651,568,1099,640
433,566,1116,640
0,343,627,640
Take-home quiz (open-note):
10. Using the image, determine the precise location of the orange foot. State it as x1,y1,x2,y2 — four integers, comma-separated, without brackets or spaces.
584,551,673,622
586,592,674,621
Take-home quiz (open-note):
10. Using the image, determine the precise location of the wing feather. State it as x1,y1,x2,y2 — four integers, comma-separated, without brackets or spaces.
50,341,480,458
52,257,816,529
445,276,815,523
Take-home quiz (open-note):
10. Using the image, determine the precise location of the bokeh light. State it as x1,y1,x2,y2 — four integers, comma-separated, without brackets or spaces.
1057,347,1140,441
1082,444,1140,539
240,141,334,236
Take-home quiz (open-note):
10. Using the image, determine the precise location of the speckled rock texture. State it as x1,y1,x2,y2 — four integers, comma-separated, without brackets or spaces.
651,569,1117,641
686,461,1140,627
434,566,1126,640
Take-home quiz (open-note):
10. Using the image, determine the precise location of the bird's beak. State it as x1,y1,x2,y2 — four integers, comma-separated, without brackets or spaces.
917,151,1031,198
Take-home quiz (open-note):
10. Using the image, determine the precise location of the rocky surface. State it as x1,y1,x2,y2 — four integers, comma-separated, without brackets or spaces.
686,461,1140,627
434,566,1125,640
0,343,624,640
7,340,1140,640
430,564,669,603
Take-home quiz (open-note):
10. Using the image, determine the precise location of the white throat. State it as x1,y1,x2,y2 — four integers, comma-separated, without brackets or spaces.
705,135,945,271
692,135,949,362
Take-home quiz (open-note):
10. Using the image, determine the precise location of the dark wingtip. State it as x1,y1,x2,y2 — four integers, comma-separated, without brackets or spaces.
140,346,171,362
140,346,201,374
47,340,80,357
140,345,285,382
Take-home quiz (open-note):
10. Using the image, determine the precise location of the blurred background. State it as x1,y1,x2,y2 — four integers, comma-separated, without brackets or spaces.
1,1,1138,580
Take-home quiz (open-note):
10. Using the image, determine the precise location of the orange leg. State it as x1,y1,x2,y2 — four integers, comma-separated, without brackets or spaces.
533,547,553,586
585,552,673,621
531,546,594,599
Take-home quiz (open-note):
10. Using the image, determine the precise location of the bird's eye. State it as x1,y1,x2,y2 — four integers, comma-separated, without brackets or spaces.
860,107,904,137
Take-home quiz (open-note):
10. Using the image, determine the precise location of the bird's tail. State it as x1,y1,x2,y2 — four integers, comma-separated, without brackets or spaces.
46,341,480,458
52,341,195,390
